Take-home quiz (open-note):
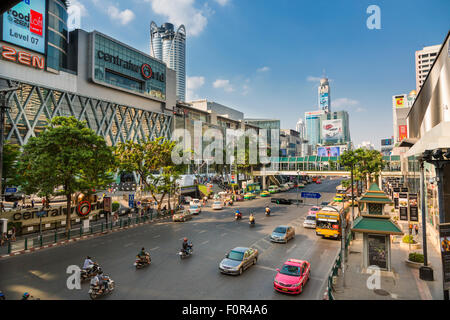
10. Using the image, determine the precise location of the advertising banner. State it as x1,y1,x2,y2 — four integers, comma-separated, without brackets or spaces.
394,95,406,108
322,119,343,140
393,187,400,210
103,196,112,213
2,0,46,54
409,193,419,222
399,125,408,141
439,223,450,290
320,93,329,110
399,193,408,221
317,146,341,157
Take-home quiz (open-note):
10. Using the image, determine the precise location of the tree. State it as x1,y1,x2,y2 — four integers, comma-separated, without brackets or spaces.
114,137,184,212
2,142,21,195
17,116,115,231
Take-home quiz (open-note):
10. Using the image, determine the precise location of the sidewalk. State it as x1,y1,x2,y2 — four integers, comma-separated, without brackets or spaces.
333,214,444,300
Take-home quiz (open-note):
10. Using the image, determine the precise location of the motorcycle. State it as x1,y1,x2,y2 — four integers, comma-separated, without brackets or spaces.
249,219,256,227
265,208,271,216
89,278,115,300
134,255,151,269
0,290,5,300
179,244,193,259
235,213,242,221
80,263,100,281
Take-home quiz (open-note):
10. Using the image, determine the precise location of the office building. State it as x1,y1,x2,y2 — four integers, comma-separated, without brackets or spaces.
304,110,325,154
392,90,417,144
319,111,351,146
415,44,441,92
150,22,186,101
280,129,302,157
296,118,305,140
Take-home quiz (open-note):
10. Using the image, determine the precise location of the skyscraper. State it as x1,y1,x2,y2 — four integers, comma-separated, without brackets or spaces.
415,44,441,92
150,22,186,101
296,118,305,140
305,110,325,154
318,78,331,113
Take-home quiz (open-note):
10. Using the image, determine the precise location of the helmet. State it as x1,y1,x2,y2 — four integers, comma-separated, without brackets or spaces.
23,292,30,298
183,238,188,242
97,268,103,274
141,247,145,251
87,256,91,259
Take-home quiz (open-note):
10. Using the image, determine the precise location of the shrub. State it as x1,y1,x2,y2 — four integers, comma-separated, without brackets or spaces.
409,252,424,263
391,208,395,212
402,235,416,244
112,201,120,212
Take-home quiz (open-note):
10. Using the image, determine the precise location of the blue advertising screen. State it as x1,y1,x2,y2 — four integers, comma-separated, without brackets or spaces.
2,0,46,54
317,146,341,157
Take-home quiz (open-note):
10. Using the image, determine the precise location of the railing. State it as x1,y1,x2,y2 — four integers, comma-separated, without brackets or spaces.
0,209,173,256
324,250,342,300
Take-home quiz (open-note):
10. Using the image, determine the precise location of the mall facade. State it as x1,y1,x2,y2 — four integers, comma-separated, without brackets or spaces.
0,0,176,147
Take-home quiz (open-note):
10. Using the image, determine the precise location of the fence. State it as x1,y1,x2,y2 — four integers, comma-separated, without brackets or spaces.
0,209,172,255
324,250,342,300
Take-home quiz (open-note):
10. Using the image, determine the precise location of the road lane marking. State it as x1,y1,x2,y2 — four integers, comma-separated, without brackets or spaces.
150,246,160,251
153,235,160,239
200,240,209,245
254,265,277,272
124,243,134,247
221,233,228,237
286,244,297,253
199,230,207,234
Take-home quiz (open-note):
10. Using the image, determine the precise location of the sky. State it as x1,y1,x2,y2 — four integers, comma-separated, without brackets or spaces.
69,0,450,149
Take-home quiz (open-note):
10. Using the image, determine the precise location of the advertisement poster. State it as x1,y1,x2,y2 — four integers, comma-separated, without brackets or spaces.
409,193,419,222
368,235,387,269
322,119,343,140
399,125,408,141
317,146,341,157
2,0,46,54
395,95,406,108
439,223,450,290
393,187,400,210
399,193,408,221
320,93,329,110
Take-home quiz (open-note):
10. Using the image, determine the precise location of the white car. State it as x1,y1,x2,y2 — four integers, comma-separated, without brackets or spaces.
212,201,223,210
190,199,201,207
188,205,201,215
303,215,317,229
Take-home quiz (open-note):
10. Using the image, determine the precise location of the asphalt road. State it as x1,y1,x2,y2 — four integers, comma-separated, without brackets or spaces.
0,178,342,300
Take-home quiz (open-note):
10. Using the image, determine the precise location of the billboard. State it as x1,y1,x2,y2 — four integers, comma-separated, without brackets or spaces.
398,125,408,141
317,146,341,157
2,0,46,54
320,93,329,111
381,138,393,146
322,119,343,140
394,95,407,108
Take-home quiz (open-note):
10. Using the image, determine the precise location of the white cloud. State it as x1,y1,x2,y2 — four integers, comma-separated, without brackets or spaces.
214,0,230,6
213,79,234,92
257,66,270,72
107,6,135,25
356,107,366,112
242,84,250,96
186,76,205,101
333,98,359,108
307,76,322,82
147,0,208,36
68,0,88,16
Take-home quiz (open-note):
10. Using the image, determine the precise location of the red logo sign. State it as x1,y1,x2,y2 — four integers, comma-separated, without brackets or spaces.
77,201,92,217
141,63,153,79
30,9,43,36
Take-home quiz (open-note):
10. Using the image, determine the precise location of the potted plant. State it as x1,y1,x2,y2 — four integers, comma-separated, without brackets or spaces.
401,235,421,250
405,252,428,269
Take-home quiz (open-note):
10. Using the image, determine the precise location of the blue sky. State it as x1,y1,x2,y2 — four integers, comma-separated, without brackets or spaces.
70,0,450,148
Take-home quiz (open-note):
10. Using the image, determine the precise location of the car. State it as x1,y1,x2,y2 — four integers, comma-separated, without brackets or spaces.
273,259,311,294
270,225,295,243
190,199,201,207
219,247,259,275
244,193,256,200
188,205,201,215
268,186,279,194
212,201,223,210
307,206,321,216
320,201,330,206
333,195,344,202
260,191,271,197
172,210,193,222
297,183,305,188
303,215,316,229
271,198,292,205
316,180,322,184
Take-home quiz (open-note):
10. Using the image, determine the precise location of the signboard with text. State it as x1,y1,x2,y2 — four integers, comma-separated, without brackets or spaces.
399,193,408,221
409,193,419,222
1,0,46,54
439,223,450,290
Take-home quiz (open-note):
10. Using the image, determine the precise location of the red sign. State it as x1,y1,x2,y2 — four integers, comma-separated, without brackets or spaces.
77,201,92,217
141,63,153,79
1,45,44,69
30,9,43,36
399,125,408,141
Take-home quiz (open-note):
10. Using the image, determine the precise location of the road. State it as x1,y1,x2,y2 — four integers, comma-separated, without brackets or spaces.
0,178,342,300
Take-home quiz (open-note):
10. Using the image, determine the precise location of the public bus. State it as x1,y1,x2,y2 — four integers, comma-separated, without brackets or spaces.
315,202,349,240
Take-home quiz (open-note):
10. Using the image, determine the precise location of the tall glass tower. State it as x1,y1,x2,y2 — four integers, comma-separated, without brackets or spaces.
150,22,186,101
318,78,331,113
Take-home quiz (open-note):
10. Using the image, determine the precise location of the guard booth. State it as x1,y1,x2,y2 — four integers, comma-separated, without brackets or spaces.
352,183,403,272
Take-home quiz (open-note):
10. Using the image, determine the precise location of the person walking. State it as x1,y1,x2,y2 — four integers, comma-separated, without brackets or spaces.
31,199,35,208
414,224,419,236
408,223,413,235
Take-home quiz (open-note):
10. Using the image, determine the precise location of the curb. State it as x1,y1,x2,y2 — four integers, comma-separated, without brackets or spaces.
0,216,171,259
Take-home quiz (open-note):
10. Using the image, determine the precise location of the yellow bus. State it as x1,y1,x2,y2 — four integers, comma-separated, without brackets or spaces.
315,202,349,240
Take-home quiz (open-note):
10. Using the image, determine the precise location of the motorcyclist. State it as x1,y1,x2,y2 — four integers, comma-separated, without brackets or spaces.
249,214,256,224
21,292,30,300
182,238,192,255
137,247,150,264
97,270,110,293
235,209,242,220
82,256,96,275
265,206,271,216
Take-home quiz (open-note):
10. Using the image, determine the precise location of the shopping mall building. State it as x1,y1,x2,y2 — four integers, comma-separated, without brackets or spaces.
0,0,176,147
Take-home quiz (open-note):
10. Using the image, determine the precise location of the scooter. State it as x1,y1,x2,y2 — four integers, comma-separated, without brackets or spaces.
235,213,242,221
265,208,271,217
134,255,151,269
249,220,256,228
80,263,100,281
89,278,115,300
179,245,193,259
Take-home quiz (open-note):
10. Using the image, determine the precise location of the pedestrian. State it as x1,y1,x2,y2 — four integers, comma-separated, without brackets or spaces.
11,226,16,242
414,224,419,236
408,223,413,235
31,199,34,208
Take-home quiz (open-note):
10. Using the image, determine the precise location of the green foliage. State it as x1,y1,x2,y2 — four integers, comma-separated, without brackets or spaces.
340,148,384,189
2,143,21,193
17,116,115,230
112,201,120,212
409,252,424,263
402,235,417,244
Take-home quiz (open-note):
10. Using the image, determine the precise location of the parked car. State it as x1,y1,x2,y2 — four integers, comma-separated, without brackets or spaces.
270,225,295,243
260,191,271,197
188,205,201,215
190,199,201,207
303,215,316,229
212,201,223,210
219,247,259,275
273,259,311,295
244,193,256,200
333,195,344,202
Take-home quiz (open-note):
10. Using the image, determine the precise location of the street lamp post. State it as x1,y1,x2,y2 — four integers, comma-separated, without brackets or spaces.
296,170,299,207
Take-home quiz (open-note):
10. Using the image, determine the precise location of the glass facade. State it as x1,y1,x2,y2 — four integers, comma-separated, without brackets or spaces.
93,33,166,101
2,77,172,147
46,0,68,71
